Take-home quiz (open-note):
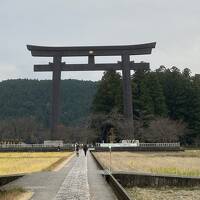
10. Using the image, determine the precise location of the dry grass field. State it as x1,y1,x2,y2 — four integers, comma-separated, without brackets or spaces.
0,152,73,176
127,187,200,200
93,150,200,177
0,188,33,200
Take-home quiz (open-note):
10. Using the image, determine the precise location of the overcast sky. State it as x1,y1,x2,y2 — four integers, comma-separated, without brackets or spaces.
0,0,199,81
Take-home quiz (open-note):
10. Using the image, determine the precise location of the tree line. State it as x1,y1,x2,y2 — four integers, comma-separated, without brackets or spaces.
0,66,200,145
91,66,200,145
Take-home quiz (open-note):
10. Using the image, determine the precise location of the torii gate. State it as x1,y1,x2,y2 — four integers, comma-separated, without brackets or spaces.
27,42,156,139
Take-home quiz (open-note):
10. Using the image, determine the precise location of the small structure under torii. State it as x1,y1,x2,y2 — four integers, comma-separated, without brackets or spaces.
27,42,156,139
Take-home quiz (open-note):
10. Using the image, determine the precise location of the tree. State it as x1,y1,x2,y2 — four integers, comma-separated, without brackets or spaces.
184,75,200,145
132,69,167,127
0,116,45,143
145,73,167,116
132,69,154,126
182,68,191,79
156,66,190,120
64,126,98,144
92,71,122,113
141,117,187,143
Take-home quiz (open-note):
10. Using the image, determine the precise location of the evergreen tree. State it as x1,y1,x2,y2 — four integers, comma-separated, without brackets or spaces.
185,75,200,144
156,67,189,120
92,71,122,113
132,74,153,116
145,73,167,116
132,69,154,127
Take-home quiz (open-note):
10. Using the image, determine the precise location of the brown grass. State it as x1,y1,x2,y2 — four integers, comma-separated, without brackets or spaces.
93,150,200,177
0,187,32,200
127,187,200,200
0,152,73,176
44,154,74,171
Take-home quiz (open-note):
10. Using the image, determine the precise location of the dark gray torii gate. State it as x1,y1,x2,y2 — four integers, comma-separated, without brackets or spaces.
27,43,156,139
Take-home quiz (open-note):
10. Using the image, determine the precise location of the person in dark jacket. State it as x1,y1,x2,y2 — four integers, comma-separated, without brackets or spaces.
83,144,88,156
75,143,80,157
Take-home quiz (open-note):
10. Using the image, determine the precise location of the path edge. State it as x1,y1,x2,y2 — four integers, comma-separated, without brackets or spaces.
90,151,132,200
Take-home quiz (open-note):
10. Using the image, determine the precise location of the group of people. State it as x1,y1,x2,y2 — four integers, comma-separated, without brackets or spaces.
75,143,88,157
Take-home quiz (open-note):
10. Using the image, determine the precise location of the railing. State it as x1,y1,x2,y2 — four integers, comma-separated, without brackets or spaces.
0,143,74,148
139,143,180,147
95,142,180,148
0,143,181,148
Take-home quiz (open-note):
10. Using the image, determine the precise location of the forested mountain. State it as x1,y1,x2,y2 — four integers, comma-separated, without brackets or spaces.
0,79,97,126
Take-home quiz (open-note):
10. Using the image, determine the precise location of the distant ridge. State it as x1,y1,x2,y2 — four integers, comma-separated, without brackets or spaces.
0,79,98,126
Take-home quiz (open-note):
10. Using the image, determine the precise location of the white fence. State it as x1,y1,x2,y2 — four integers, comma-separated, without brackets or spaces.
98,142,139,148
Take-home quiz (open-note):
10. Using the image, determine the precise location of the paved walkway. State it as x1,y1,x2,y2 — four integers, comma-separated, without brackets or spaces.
55,152,90,200
4,151,117,200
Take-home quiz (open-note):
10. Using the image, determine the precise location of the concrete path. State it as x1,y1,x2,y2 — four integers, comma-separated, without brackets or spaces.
3,151,117,200
55,151,90,200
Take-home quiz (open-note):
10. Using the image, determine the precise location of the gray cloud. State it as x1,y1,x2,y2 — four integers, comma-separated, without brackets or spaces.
0,0,200,81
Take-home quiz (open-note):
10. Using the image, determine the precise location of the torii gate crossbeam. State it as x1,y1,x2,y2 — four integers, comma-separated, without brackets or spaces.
27,42,156,139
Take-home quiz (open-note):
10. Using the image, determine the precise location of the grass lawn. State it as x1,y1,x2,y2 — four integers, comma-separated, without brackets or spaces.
0,152,73,176
127,187,200,200
93,150,200,177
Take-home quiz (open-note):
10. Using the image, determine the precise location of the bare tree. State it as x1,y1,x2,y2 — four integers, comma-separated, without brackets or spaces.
141,117,187,142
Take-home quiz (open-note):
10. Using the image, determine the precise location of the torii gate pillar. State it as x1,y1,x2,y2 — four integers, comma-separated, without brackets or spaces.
51,56,62,138
122,54,134,137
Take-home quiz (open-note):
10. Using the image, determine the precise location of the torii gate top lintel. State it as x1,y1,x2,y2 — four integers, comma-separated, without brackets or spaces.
27,42,156,57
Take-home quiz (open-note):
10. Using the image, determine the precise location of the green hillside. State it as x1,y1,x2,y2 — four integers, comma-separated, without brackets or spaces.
0,79,98,126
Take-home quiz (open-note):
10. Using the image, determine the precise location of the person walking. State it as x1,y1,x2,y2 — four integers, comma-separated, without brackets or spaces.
75,143,80,157
83,144,88,156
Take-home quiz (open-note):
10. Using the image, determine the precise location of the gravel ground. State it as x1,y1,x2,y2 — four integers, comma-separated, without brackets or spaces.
127,187,200,200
